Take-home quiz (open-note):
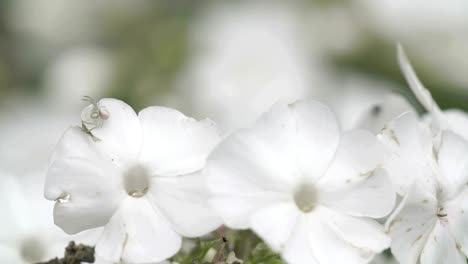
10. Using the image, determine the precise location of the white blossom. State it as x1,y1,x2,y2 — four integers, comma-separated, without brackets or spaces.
384,126,468,264
379,46,468,263
205,100,395,264
44,99,222,263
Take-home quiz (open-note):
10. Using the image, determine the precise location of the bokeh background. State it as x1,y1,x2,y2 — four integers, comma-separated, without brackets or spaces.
1,0,467,263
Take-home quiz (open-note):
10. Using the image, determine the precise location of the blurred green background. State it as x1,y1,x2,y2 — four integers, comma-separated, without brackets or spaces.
0,0,467,116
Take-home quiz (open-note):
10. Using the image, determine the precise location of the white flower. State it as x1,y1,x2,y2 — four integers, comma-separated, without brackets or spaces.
205,100,395,264
44,99,222,263
175,2,318,132
384,125,468,263
380,46,468,263
0,173,100,263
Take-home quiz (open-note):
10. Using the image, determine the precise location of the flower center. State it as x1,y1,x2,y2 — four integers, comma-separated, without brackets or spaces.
437,206,447,218
293,183,318,213
20,237,45,263
123,164,150,198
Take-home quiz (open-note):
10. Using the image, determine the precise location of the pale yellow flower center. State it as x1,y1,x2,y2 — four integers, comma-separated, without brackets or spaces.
293,183,318,213
124,164,151,198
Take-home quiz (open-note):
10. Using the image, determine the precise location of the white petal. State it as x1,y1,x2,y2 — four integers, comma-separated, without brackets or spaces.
83,98,142,166
397,44,445,132
354,93,414,134
250,202,299,252
45,127,125,234
319,207,390,253
307,208,377,264
445,188,468,257
318,168,395,218
317,129,390,191
316,130,395,218
252,100,340,182
148,172,222,237
96,197,182,263
281,215,319,264
206,130,296,194
205,130,292,229
291,101,341,180
386,183,438,264
209,195,286,229
138,106,221,176
379,112,437,195
334,130,389,173
420,221,466,264
437,131,468,199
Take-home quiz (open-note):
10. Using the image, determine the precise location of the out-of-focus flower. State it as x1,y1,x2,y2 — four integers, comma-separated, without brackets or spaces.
206,100,395,264
45,99,222,263
0,173,100,263
176,2,320,132
318,75,414,133
0,101,72,176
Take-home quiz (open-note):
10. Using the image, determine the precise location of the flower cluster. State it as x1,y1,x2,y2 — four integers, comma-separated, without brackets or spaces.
43,46,468,264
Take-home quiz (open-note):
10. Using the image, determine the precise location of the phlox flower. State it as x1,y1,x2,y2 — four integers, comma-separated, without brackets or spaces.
205,100,395,264
44,99,222,263
380,46,468,263
0,173,100,263
383,118,468,263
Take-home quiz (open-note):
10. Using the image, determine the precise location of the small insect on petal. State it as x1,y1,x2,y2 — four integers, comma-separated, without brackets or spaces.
99,108,110,120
